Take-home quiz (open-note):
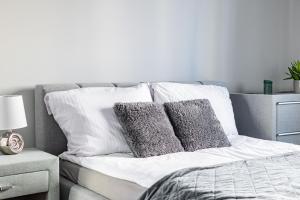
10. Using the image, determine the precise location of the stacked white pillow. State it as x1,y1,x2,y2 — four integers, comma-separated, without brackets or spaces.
151,82,239,140
44,83,152,156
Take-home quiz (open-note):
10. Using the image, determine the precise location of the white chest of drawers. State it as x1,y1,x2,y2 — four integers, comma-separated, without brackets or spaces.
0,149,59,200
231,93,300,144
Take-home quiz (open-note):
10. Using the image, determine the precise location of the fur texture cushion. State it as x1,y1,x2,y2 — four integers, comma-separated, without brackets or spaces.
164,99,231,151
114,102,184,157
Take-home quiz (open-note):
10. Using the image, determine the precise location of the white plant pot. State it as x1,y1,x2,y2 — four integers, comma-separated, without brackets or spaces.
294,80,300,93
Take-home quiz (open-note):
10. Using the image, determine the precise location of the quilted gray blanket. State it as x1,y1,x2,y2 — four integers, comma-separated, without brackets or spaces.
139,152,300,200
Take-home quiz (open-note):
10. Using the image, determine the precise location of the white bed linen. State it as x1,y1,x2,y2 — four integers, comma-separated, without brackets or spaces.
45,83,152,156
60,135,300,188
151,82,238,139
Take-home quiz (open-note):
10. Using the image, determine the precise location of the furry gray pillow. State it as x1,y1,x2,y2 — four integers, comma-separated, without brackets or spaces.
164,99,231,151
114,102,184,157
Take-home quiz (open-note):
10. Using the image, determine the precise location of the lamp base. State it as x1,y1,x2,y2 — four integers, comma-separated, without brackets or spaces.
0,132,24,155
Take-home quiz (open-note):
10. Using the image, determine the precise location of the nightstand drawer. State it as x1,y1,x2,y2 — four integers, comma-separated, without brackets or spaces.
0,171,48,199
276,102,300,134
277,133,300,144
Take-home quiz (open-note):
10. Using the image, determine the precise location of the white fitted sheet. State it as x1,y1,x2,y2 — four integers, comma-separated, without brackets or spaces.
60,136,300,188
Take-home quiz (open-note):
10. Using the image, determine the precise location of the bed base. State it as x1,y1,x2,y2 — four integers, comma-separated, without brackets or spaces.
60,176,109,200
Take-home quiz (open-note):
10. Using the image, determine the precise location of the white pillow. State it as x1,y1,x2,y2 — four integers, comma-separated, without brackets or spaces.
151,82,238,140
44,83,153,156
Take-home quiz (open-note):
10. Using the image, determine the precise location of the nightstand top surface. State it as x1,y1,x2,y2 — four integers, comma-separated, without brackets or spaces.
0,148,56,163
0,148,58,177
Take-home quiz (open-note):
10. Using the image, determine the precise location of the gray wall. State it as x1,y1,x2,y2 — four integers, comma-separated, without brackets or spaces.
0,0,298,147
193,0,294,93
289,0,300,62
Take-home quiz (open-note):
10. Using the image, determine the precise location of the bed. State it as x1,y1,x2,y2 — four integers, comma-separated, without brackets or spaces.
35,82,300,200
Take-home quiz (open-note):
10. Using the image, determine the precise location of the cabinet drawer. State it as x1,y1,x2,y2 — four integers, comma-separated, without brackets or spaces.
277,133,300,145
0,171,48,199
276,102,300,134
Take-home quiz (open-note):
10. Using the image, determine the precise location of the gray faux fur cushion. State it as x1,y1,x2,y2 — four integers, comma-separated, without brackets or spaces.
164,99,231,151
114,102,184,158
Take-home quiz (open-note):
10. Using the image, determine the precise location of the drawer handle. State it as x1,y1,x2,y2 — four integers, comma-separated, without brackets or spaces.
277,132,300,136
0,184,13,192
277,101,300,105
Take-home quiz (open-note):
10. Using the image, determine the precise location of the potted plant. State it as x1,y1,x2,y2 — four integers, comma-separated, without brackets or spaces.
284,60,300,93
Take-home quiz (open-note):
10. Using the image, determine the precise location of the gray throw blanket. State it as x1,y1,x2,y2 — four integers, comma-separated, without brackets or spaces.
139,152,300,200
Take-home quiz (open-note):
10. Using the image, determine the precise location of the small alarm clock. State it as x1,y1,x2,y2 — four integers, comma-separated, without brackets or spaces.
0,132,24,155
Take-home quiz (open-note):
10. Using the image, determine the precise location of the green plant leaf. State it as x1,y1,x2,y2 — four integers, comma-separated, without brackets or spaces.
284,60,300,80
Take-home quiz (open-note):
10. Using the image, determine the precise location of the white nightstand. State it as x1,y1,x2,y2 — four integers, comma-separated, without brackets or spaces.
0,149,59,200
231,93,300,144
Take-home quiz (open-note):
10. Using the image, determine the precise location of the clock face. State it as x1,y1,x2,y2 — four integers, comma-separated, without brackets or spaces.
8,133,24,154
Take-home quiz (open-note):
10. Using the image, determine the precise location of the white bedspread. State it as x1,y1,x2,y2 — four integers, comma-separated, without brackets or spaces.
59,136,300,188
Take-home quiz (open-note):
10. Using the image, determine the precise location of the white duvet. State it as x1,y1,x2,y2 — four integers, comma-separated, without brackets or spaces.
60,135,300,188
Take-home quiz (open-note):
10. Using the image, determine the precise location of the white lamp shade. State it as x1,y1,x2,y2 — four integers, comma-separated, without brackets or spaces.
0,95,27,130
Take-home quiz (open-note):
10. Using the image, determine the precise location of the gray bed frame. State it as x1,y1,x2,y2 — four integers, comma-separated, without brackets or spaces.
34,81,224,200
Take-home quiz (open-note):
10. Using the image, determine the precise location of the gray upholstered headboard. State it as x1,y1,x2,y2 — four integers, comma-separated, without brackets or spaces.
35,81,225,155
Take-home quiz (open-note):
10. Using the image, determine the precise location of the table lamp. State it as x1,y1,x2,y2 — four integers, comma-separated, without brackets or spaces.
0,95,27,154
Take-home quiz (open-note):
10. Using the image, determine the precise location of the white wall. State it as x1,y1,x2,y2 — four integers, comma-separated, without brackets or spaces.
0,0,297,147
0,0,197,147
289,0,300,62
193,0,293,93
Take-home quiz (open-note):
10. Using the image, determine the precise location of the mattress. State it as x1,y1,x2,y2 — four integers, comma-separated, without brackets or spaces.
60,135,300,198
60,159,146,200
